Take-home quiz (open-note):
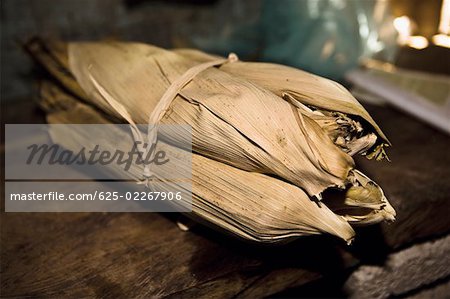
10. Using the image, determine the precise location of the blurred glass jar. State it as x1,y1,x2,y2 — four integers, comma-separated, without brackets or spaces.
184,0,398,81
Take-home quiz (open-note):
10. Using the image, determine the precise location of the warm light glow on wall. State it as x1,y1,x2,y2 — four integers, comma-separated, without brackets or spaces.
432,0,450,48
393,16,412,45
438,0,450,34
393,16,429,49
432,33,450,48
406,36,429,49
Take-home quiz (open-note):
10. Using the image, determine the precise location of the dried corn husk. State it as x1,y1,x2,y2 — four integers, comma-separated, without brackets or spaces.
27,38,396,243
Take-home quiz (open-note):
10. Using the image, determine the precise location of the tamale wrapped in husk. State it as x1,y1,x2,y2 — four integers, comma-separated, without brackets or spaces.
26,38,396,244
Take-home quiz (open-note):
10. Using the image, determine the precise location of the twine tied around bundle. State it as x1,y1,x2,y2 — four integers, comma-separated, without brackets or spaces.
89,53,239,187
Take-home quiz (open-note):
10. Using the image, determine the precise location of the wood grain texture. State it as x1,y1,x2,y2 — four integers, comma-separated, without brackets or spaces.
1,101,449,297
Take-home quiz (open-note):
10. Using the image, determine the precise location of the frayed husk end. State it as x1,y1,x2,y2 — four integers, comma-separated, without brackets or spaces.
365,143,391,162
322,169,396,226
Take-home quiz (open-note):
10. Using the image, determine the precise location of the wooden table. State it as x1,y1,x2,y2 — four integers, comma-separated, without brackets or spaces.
1,101,449,298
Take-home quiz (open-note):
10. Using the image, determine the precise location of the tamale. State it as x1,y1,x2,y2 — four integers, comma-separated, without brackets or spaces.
26,38,396,243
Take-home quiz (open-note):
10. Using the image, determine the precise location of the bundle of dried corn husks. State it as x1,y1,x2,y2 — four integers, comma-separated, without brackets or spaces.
26,38,395,244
